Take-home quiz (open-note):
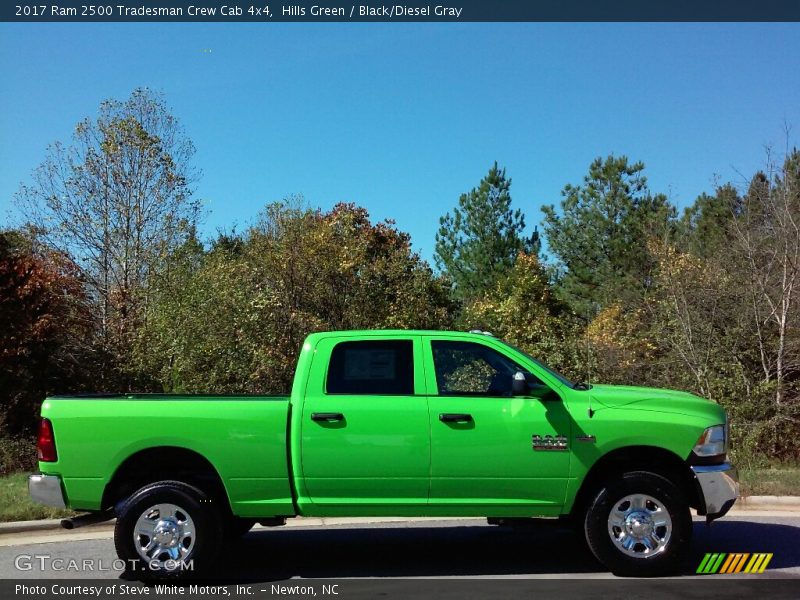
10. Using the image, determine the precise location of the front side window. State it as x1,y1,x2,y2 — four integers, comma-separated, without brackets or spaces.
498,341,576,388
326,340,414,395
432,340,534,396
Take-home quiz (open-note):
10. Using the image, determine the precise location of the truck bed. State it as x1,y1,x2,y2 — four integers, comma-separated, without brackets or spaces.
41,394,295,516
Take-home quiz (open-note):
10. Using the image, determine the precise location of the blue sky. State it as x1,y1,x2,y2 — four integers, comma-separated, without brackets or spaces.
1,23,798,263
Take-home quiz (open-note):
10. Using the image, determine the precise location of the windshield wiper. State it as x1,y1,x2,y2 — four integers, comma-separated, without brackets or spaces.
573,382,593,391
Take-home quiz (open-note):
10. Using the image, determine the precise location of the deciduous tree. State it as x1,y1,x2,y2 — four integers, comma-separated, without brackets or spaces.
0,230,93,434
462,253,581,379
137,200,455,393
729,149,800,408
16,88,200,379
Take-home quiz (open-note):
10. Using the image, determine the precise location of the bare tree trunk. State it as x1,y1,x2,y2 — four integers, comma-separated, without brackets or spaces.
730,143,800,408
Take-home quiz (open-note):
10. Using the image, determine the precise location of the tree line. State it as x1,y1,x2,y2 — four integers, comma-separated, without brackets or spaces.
1,89,798,467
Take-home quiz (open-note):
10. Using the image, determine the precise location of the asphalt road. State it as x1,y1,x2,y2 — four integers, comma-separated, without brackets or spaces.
0,515,798,581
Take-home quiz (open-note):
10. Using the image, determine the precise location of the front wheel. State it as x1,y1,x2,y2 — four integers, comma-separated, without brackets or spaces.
584,471,692,577
114,480,222,580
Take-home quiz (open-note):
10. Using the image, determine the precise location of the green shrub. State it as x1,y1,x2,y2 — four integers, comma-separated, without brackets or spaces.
0,435,37,476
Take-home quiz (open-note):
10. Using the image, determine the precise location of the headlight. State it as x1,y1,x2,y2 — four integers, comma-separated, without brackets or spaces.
691,424,727,463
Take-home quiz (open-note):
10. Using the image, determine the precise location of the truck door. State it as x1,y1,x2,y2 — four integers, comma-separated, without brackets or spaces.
425,338,571,514
299,336,430,512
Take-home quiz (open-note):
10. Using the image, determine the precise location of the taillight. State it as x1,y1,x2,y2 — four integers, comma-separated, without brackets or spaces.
37,418,57,462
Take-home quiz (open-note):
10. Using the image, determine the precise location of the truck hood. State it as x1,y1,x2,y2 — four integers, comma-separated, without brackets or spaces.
587,384,725,422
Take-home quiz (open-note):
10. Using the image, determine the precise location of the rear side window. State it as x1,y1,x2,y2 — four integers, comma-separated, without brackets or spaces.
326,340,414,395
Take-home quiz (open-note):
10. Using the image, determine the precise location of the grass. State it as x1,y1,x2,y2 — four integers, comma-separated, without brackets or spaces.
0,466,798,523
739,466,800,497
0,472,75,523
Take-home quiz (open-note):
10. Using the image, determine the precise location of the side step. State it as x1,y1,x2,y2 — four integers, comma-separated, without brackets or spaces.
487,516,566,529
61,511,114,530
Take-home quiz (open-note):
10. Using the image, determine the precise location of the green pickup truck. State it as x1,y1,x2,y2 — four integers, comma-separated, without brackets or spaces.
29,330,738,577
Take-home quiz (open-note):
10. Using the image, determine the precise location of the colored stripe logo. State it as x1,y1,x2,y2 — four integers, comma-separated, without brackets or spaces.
696,553,773,574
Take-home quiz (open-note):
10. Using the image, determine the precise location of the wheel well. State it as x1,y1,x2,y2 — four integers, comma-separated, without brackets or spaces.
570,445,700,519
102,447,231,514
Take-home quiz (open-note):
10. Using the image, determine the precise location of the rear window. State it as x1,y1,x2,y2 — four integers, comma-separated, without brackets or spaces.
326,340,414,395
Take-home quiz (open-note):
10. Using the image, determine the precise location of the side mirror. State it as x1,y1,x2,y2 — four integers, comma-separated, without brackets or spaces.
511,371,558,400
511,371,528,396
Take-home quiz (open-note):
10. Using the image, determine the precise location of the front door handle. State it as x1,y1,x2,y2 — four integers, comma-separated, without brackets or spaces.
439,413,473,423
311,412,344,422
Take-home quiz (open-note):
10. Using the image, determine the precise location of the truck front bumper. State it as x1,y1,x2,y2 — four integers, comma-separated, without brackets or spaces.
28,473,67,508
691,462,738,522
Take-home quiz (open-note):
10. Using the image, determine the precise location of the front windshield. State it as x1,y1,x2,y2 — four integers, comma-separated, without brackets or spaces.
499,341,576,389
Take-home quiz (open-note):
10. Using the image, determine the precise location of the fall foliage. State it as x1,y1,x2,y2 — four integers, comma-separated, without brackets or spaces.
3,89,799,467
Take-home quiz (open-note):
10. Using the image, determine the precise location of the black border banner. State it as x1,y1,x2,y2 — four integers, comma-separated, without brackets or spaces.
3,1,800,23
5,579,800,600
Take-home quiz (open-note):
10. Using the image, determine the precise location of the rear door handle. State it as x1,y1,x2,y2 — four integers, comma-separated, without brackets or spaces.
439,413,473,423
311,412,344,422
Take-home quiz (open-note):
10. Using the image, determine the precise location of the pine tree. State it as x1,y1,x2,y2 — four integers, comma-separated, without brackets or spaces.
541,155,675,319
680,184,742,259
435,163,531,301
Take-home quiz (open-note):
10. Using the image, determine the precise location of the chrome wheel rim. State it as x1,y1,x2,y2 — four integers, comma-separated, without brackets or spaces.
607,493,672,558
133,503,195,569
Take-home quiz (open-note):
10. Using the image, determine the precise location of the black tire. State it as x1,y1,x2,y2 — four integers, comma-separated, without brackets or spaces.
114,480,222,580
583,471,692,577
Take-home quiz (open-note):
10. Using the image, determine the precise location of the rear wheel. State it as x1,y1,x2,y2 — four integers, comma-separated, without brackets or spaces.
584,471,692,577
114,480,221,580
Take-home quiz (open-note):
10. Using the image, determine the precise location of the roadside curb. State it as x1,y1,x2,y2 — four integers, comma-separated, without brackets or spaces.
0,518,111,535
736,495,800,508
2,497,799,535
